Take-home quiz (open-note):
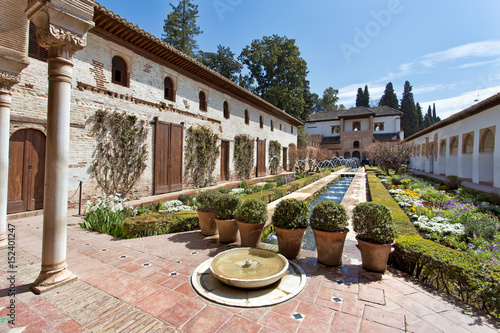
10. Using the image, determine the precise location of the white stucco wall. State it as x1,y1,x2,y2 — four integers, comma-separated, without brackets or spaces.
408,105,499,189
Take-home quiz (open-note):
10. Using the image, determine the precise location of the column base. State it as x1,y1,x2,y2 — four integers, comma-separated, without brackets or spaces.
31,267,77,294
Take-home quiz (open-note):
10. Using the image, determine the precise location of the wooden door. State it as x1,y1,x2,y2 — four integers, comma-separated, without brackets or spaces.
220,141,229,181
154,121,183,194
282,147,288,171
8,129,46,213
256,139,266,177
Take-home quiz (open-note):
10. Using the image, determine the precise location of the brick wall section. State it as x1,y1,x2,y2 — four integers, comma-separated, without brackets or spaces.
9,31,298,206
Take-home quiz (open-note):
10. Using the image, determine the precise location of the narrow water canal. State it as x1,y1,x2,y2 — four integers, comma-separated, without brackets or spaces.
262,174,355,251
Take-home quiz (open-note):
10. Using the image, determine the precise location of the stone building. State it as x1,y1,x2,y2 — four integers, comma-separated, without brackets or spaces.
304,106,403,159
6,4,301,215
407,93,499,189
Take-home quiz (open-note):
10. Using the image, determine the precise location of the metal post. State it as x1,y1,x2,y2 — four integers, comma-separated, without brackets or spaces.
78,181,82,216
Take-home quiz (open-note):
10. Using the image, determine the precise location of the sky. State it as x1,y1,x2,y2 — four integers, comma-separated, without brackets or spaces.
97,0,500,120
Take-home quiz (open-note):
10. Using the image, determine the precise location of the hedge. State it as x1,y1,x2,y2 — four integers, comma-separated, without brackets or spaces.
242,170,333,204
122,211,199,238
365,167,500,317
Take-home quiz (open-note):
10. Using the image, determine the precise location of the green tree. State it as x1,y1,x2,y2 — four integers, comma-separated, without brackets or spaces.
314,87,342,112
356,87,364,107
432,103,439,123
416,102,424,131
423,113,432,128
239,35,312,122
363,85,370,106
198,45,243,82
400,81,418,137
162,0,202,57
379,82,399,109
427,105,433,124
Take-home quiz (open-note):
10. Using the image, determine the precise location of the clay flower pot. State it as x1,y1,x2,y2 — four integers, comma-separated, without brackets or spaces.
197,210,217,236
274,226,306,259
355,236,394,273
237,221,265,248
312,229,348,266
215,218,239,243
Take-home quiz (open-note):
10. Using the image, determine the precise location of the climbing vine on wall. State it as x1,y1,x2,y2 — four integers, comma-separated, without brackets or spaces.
184,125,219,187
289,143,297,172
233,134,254,179
269,140,282,175
89,109,148,197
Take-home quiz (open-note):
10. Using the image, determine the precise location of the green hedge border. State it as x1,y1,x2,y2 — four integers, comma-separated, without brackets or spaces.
365,167,500,318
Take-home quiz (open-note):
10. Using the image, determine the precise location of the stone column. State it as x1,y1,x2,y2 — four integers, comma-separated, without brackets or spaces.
27,0,94,294
0,73,21,248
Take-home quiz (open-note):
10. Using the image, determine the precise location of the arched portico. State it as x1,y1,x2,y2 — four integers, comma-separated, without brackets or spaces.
479,127,495,184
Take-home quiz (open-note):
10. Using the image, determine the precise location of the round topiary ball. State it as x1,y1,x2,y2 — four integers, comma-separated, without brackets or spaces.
196,190,222,212
310,201,349,232
272,198,309,229
212,194,242,220
235,198,268,224
352,202,397,244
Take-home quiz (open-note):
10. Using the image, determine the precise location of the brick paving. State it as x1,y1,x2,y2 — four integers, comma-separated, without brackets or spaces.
1,169,499,332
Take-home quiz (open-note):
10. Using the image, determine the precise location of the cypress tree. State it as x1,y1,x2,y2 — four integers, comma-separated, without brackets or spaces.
379,82,399,109
427,105,433,125
356,88,364,107
400,81,418,137
363,85,370,107
416,102,424,131
423,114,432,128
432,103,437,123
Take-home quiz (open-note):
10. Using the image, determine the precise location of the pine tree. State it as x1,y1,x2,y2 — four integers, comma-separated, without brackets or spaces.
363,85,370,107
416,102,424,131
400,81,418,137
162,0,202,57
379,82,399,109
355,88,364,107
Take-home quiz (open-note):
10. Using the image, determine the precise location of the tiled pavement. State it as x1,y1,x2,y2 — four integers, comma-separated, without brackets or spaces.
1,171,499,332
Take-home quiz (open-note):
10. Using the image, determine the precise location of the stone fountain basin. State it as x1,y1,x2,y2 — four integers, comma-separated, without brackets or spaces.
210,248,289,289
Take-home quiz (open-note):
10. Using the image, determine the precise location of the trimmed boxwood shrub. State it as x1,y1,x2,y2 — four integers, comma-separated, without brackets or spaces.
234,198,268,224
122,211,199,238
310,201,349,232
352,202,397,244
272,198,309,229
196,190,222,212
213,194,241,220
365,167,500,318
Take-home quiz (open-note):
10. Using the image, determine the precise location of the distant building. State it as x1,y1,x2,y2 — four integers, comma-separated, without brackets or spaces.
304,106,403,159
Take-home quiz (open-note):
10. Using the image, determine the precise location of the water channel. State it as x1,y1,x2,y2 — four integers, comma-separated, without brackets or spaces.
262,174,355,251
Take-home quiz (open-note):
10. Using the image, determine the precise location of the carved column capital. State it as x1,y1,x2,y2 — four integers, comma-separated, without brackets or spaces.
37,24,87,53
0,71,22,93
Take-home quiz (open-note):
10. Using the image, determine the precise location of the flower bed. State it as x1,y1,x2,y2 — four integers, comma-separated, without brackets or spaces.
365,167,500,317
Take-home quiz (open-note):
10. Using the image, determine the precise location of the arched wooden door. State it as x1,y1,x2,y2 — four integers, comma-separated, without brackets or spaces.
8,129,46,213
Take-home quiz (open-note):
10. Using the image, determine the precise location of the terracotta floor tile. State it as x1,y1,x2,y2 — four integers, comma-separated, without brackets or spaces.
56,319,87,333
144,271,171,285
237,307,269,322
181,305,233,333
31,300,71,327
358,285,385,305
119,280,165,305
331,312,361,333
216,315,262,333
117,262,143,273
298,315,330,333
158,297,206,327
173,281,198,297
363,306,405,330
297,301,333,322
359,319,403,333
161,274,190,290
136,289,184,316
260,311,300,333
272,299,299,317
298,289,317,303
341,298,364,317
315,297,342,311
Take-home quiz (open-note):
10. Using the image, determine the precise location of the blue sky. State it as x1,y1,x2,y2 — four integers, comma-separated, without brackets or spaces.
97,0,500,119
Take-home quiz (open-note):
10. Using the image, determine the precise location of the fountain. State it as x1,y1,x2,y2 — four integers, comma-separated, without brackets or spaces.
210,248,288,288
191,248,306,307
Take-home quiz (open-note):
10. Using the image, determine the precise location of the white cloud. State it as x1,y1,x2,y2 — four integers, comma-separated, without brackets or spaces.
412,83,456,94
420,40,500,68
420,86,500,120
456,58,500,69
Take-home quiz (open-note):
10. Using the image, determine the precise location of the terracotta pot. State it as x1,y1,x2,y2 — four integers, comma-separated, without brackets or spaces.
355,236,394,273
215,218,239,243
197,210,217,236
237,221,265,248
312,229,347,266
274,226,306,259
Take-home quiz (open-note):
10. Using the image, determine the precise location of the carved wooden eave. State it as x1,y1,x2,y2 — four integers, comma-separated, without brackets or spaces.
92,4,303,127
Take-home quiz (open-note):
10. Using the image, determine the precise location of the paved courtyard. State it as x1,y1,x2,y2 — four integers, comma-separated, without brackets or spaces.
1,170,499,332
